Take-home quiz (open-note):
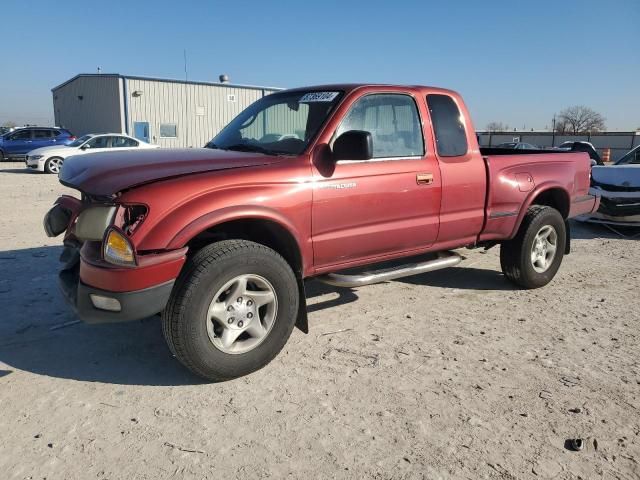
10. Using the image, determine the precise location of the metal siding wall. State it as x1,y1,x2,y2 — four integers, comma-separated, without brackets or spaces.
52,76,122,136
125,79,272,147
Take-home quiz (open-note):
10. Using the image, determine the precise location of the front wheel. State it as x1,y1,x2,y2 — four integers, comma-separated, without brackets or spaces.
162,240,299,381
44,157,63,174
500,206,566,289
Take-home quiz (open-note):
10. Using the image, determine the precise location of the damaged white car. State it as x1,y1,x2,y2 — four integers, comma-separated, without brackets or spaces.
590,145,640,225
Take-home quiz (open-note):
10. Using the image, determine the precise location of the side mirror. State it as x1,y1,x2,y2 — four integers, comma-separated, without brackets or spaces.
80,144,90,150
333,130,373,161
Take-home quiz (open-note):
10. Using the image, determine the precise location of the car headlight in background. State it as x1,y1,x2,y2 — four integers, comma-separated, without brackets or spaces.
103,228,136,266
29,155,44,160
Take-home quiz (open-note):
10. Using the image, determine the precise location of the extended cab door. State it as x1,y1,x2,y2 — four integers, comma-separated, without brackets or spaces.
425,93,486,245
311,91,442,269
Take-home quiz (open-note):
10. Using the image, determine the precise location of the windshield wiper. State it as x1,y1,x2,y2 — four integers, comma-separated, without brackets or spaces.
223,143,285,156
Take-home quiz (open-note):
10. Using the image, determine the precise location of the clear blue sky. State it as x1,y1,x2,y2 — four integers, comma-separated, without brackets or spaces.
1,0,638,131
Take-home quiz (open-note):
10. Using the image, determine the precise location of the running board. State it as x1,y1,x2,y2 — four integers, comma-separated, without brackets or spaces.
317,251,462,288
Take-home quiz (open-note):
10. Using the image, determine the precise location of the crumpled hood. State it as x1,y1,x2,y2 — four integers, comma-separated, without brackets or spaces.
591,164,640,190
59,148,285,197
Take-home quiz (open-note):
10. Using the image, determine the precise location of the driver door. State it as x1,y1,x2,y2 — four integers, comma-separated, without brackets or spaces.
311,92,441,269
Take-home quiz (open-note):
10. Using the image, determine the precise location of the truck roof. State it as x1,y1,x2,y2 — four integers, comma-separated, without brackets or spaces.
283,84,459,96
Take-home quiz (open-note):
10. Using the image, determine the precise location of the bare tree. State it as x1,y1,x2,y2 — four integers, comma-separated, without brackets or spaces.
486,121,508,132
556,106,605,133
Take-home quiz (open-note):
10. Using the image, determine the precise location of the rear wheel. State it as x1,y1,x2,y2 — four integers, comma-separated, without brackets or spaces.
500,206,566,289
162,240,299,381
44,157,63,174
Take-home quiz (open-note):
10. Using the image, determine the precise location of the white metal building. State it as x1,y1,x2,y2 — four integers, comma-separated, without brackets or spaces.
51,74,281,148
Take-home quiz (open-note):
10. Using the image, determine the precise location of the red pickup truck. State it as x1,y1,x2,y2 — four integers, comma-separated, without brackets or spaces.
45,84,599,381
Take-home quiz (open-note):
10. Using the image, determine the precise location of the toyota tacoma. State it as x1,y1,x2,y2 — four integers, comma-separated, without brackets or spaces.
44,84,599,381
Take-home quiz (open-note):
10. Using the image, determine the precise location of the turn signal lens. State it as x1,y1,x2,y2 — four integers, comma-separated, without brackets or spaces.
103,228,136,266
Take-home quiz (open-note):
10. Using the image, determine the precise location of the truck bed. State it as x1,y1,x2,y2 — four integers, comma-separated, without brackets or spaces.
478,150,595,242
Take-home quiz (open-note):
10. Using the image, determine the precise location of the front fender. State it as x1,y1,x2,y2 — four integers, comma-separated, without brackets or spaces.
166,204,305,251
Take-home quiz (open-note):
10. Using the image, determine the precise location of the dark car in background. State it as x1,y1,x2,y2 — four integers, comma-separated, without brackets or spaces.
614,145,640,165
556,141,603,165
495,142,539,150
0,127,75,160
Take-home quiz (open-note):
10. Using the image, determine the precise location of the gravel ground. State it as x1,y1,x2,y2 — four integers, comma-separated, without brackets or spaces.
0,161,638,480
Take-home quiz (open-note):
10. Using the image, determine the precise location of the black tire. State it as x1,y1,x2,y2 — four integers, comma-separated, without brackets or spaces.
0,150,5,161
44,157,63,174
500,206,566,289
162,240,299,381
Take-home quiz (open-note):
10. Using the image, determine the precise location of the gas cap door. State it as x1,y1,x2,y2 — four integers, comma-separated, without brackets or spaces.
515,172,534,192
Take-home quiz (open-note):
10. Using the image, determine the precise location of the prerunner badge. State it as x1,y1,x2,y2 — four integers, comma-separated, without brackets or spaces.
299,92,340,103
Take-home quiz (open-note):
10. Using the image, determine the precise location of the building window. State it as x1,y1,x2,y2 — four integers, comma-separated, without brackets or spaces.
160,123,177,138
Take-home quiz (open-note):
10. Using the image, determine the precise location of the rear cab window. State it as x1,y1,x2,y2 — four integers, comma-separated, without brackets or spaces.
426,94,468,157
335,93,424,159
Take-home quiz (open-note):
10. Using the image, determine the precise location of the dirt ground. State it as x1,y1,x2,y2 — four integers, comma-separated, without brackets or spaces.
0,161,638,480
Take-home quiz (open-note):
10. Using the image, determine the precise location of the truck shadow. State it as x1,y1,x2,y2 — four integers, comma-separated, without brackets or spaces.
0,246,358,386
570,219,640,240
0,245,207,386
396,265,514,290
0,238,586,385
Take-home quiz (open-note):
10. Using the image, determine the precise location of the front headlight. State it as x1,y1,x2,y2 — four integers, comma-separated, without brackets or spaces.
103,228,136,266
30,155,44,160
75,206,116,241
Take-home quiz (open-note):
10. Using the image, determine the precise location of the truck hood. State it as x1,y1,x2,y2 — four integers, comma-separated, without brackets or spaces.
59,148,287,197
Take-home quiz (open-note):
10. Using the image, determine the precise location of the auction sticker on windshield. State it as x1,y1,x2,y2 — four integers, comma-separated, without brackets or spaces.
299,92,340,103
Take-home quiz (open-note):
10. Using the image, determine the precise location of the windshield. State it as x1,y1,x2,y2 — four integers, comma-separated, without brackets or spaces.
615,145,640,165
68,134,93,147
206,90,343,155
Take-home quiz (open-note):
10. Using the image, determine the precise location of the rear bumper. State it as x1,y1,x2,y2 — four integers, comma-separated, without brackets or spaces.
569,194,600,218
58,242,186,324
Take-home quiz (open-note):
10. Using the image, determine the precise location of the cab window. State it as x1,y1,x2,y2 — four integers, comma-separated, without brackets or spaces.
335,94,424,158
426,94,468,157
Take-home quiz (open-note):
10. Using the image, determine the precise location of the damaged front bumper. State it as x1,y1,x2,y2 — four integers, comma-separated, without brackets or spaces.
57,242,184,324
589,186,640,226
45,198,187,324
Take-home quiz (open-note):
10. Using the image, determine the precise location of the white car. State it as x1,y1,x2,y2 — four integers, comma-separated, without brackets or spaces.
25,133,159,174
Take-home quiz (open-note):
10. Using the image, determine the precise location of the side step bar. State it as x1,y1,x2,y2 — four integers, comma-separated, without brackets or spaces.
317,251,462,288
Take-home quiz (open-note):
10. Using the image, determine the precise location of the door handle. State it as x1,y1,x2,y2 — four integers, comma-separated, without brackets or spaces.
416,173,434,185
